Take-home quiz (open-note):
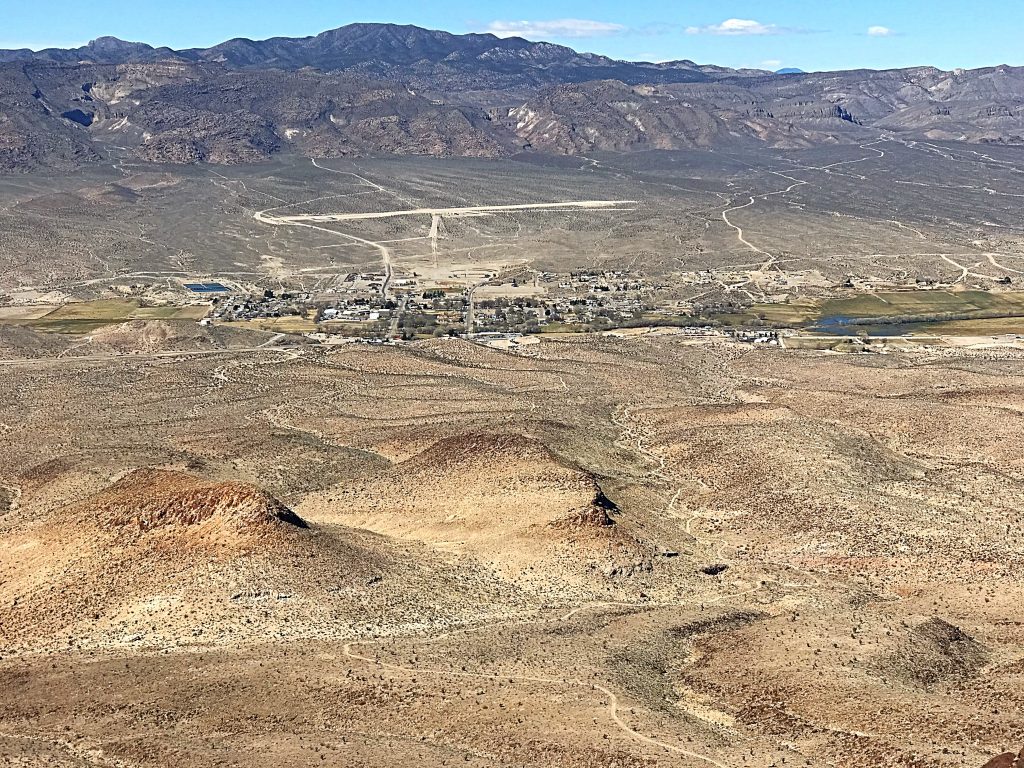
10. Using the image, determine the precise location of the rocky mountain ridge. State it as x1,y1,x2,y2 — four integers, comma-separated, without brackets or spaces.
0,24,719,90
1,23,1022,170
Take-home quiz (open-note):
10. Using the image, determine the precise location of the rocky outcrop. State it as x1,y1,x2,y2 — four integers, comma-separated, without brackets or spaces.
85,468,307,535
872,617,990,688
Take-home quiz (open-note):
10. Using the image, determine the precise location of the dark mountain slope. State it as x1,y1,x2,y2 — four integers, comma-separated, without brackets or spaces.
129,69,505,162
0,61,506,170
0,24,716,92
0,63,103,171
1,23,1023,170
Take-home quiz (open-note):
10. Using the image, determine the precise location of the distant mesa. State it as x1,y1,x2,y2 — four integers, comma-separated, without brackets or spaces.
774,68,805,75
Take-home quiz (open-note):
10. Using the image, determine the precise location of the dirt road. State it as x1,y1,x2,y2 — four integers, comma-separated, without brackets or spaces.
0,338,298,368
254,199,634,298
259,200,636,225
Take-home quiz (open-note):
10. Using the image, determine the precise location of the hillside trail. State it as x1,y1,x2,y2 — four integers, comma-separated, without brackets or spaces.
610,402,820,590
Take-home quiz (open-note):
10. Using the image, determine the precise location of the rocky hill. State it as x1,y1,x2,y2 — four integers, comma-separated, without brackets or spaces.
299,432,644,577
0,466,527,654
1,23,1023,170
86,468,307,539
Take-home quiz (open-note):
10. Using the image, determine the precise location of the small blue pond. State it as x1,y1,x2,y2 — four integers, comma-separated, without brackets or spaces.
812,315,917,337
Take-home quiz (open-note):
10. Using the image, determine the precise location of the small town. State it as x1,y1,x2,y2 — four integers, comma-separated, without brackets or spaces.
192,267,743,343
180,262,1021,352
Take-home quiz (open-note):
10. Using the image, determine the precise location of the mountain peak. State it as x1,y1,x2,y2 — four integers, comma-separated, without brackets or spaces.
86,36,151,51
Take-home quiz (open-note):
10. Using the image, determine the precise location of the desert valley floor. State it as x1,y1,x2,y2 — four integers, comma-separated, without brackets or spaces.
5,16,1024,768
1,331,1021,767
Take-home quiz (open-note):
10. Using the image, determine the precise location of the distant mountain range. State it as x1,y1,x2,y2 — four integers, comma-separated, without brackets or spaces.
1,23,1022,171
0,25,756,92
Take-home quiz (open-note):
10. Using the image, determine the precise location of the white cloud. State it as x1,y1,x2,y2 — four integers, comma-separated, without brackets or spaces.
482,19,628,39
687,19,781,36
761,59,783,69
867,25,893,37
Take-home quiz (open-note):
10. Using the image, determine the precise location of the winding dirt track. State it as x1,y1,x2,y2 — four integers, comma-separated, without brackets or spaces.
721,139,888,268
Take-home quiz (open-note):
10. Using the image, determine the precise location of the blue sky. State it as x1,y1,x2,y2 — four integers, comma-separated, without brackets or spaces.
2,0,1021,72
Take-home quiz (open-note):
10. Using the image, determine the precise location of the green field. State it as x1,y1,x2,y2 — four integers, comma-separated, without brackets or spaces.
744,290,1024,335
919,316,1024,336
233,312,318,334
747,301,820,325
818,290,1024,319
0,299,209,333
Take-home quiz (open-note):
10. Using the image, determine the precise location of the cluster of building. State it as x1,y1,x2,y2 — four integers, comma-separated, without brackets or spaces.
196,264,948,346
205,290,310,323
319,304,385,323
726,329,783,345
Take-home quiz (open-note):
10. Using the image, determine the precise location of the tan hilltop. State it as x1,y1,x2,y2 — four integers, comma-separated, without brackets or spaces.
0,467,534,656
86,468,308,542
299,432,647,574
